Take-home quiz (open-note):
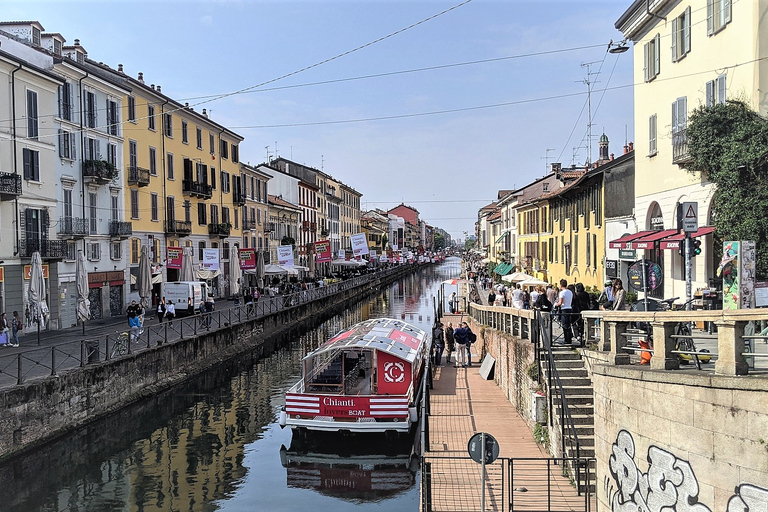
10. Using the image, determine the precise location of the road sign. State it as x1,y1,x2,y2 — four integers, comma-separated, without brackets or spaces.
682,202,698,233
468,432,500,464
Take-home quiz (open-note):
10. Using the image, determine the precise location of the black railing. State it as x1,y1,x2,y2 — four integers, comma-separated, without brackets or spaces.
242,219,257,230
233,191,246,206
164,220,192,236
127,167,151,186
672,129,691,164
0,172,22,197
109,220,133,238
83,160,118,183
208,223,231,237
19,239,68,259
182,180,212,198
58,217,89,237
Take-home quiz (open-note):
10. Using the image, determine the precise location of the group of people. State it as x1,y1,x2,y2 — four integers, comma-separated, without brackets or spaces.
552,278,625,346
431,320,477,368
0,311,23,347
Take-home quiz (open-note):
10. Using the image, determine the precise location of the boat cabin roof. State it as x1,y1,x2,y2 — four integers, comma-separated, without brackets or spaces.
306,318,427,364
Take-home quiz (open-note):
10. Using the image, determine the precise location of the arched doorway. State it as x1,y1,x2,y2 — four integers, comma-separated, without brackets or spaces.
644,202,665,298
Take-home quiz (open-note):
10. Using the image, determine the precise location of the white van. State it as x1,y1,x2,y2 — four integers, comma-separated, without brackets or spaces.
162,281,209,315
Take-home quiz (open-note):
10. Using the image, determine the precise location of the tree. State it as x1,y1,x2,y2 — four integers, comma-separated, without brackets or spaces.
281,236,295,247
434,232,445,251
381,233,388,250
685,100,768,277
464,239,475,251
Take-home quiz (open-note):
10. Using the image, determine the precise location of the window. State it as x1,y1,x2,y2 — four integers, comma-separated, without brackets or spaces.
147,146,157,176
643,34,660,82
263,182,267,203
32,26,41,46
111,195,118,221
166,196,175,223
131,189,139,219
164,113,173,137
184,200,191,223
89,193,97,233
53,39,62,56
196,127,202,149
111,242,121,260
251,177,257,200
707,0,732,36
59,82,73,121
649,114,657,156
210,204,219,224
209,133,215,154
593,234,598,270
167,153,174,180
88,242,100,261
211,168,216,189
128,96,136,122
66,241,76,261
23,148,40,181
586,234,591,267
84,91,96,128
257,209,261,225
198,241,206,261
107,143,117,167
129,140,138,170
153,239,160,263
672,97,688,135
131,238,140,264
151,193,158,221
220,140,229,159
86,137,100,161
148,105,156,130
232,144,239,163
181,120,188,143
706,75,727,107
672,7,691,62
222,207,230,225
198,202,207,225
234,209,238,229
222,171,230,193
58,129,76,159
106,99,119,136
27,90,38,139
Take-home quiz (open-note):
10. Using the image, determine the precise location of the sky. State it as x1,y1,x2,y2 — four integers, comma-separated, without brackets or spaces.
5,0,636,241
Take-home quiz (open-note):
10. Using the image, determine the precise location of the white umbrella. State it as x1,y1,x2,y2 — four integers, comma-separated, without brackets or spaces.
138,246,152,308
230,246,241,297
264,263,295,275
503,272,533,283
28,251,46,345
519,277,549,287
255,249,265,288
180,246,195,281
331,259,359,268
76,249,90,334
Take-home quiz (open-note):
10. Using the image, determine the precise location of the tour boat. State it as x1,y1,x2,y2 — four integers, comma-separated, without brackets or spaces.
279,318,429,435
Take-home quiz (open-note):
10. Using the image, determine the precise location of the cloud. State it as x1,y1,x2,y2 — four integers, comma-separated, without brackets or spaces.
200,15,213,25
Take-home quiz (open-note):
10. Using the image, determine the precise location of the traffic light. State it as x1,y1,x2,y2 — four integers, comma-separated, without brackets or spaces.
678,240,685,258
692,239,702,257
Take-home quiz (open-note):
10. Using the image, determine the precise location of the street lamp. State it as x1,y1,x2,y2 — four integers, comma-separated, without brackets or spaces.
607,39,629,54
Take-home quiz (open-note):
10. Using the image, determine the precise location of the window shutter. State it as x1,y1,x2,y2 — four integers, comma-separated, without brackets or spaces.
707,0,715,35
680,97,687,127
653,34,660,77
23,148,31,179
717,75,727,104
706,80,715,107
671,18,678,61
34,152,40,181
672,101,679,135
106,99,111,131
58,130,65,158
643,42,650,81
70,133,77,160
58,85,63,118
95,139,101,160
684,7,691,54
649,115,656,154
724,0,732,24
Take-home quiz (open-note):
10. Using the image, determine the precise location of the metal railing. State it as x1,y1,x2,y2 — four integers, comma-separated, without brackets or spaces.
109,220,133,238
208,222,231,237
58,216,89,237
182,179,212,198
0,171,22,197
83,160,118,182
19,239,68,259
127,166,151,186
0,265,414,389
672,128,691,164
164,220,192,236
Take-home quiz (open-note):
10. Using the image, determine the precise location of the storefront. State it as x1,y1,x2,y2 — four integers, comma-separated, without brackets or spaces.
88,271,126,319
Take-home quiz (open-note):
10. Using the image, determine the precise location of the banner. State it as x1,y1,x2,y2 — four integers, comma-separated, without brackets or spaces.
277,245,295,267
239,248,256,270
338,250,345,260
350,233,370,256
166,246,183,269
314,240,332,263
201,248,220,270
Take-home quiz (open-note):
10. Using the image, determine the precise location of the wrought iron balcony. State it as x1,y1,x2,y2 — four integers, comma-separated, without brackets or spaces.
58,217,89,238
672,129,692,165
0,172,22,199
242,219,257,231
19,239,67,259
109,220,133,239
182,179,213,199
164,220,192,237
208,222,231,238
233,190,246,206
320,228,329,237
83,160,118,184
127,167,151,187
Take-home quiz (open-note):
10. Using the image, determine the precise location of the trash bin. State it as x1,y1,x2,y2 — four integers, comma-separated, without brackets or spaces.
85,340,100,364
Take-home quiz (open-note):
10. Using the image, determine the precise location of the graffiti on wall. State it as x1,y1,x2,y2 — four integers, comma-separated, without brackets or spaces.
606,430,768,512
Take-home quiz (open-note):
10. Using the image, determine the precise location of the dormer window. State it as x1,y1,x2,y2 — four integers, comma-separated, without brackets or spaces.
53,39,62,56
32,26,41,46
543,183,549,192
77,51,84,64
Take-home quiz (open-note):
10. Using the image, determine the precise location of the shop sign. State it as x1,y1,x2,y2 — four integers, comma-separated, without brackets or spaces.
315,241,332,263
166,247,183,269
350,233,369,256
0,267,4,282
239,248,256,270
201,249,220,271
277,245,295,267
605,259,618,279
24,264,50,280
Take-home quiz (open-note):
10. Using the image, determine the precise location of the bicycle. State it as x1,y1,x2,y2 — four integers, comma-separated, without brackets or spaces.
110,331,131,358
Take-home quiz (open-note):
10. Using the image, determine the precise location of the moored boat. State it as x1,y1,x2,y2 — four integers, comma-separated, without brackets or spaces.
279,318,429,435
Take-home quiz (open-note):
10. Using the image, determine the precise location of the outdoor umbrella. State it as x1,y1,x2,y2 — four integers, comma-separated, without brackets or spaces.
519,277,549,287
138,246,152,308
180,246,195,282
28,251,46,345
230,245,241,297
76,249,90,335
255,249,265,288
263,263,289,275
308,252,316,277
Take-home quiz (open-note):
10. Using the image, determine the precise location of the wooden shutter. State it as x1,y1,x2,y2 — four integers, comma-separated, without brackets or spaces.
707,0,714,35
58,130,65,158
643,41,650,81
671,17,678,61
672,100,679,135
684,7,691,54
653,34,660,77
58,85,63,119
184,158,193,181
724,0,732,24
70,132,77,160
717,75,727,104
706,80,715,107
94,139,101,161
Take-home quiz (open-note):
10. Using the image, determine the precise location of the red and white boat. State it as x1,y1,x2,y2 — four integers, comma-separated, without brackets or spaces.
279,318,429,435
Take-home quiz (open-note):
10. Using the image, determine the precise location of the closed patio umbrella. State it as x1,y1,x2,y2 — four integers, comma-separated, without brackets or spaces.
138,246,152,308
230,246,241,297
255,250,265,288
76,249,90,335
28,251,46,345
180,246,194,282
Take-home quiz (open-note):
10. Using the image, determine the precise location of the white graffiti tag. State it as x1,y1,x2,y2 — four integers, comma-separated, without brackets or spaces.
608,430,768,512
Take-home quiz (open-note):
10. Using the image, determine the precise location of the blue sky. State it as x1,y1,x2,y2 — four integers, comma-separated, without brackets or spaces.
6,0,635,240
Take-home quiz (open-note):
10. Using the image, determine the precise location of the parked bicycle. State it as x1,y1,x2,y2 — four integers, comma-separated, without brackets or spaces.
110,331,132,358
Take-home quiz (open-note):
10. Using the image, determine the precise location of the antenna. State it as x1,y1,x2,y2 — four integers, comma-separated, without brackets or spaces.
541,148,556,175
275,141,278,157
321,155,324,172
265,145,271,162
579,61,601,165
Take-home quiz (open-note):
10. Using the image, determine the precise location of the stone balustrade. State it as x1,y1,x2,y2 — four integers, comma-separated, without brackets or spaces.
468,303,537,341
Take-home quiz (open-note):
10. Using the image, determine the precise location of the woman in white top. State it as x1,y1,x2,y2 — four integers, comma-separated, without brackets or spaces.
165,301,176,324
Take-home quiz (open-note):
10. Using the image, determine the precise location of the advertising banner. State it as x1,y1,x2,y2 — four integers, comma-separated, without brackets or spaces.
166,247,183,269
277,245,295,267
338,250,345,260
201,248,220,270
350,233,369,256
239,248,256,270
314,240,332,263
721,241,756,310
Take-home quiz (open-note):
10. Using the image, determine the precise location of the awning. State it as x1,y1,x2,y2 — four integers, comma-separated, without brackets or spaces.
493,263,513,276
630,229,680,250
495,232,509,244
659,226,716,250
609,231,656,249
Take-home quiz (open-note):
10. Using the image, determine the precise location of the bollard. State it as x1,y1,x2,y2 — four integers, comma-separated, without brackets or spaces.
180,319,184,340
17,354,22,385
51,347,56,376
105,335,111,360
161,323,167,346
80,340,85,367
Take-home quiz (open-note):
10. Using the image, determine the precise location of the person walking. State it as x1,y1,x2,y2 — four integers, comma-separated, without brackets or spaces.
555,279,575,345
546,284,558,306
488,289,496,307
453,322,469,367
574,283,591,346
444,322,455,364
598,280,615,310
165,300,176,324
126,300,141,341
157,298,166,323
511,284,524,309
612,279,627,311
432,322,445,367
11,311,22,347
449,291,457,314
0,313,8,347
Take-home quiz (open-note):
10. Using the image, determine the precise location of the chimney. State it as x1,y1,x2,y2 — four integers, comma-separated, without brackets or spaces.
74,39,80,46
610,153,615,161
628,141,634,152
138,72,144,84
185,102,189,108
118,63,124,73
623,144,629,154
150,84,155,90
202,108,208,118
157,85,161,92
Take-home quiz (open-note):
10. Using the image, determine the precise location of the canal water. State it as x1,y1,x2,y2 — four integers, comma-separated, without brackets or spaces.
0,258,461,512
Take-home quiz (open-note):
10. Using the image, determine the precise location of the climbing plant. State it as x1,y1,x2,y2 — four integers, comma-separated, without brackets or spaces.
685,100,768,278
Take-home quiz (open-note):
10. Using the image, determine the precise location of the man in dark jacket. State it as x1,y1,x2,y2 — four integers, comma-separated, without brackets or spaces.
453,322,474,367
432,322,445,366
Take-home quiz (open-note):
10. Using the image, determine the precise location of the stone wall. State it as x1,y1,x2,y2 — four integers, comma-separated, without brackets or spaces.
593,364,768,512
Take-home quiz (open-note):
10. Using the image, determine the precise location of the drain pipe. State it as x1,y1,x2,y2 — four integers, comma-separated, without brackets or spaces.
11,62,22,255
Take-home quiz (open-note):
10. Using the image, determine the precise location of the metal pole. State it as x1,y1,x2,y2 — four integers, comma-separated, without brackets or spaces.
685,233,692,311
481,432,486,512
641,256,649,312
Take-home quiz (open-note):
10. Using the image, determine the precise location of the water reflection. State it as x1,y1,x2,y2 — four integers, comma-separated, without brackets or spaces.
0,259,460,512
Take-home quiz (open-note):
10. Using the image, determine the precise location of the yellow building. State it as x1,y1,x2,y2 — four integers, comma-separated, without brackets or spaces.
516,199,550,282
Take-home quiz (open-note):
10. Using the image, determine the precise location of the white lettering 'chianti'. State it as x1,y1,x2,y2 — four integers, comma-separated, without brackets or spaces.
323,397,355,407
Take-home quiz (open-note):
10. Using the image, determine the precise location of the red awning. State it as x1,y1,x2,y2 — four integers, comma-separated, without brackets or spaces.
609,231,656,249
630,229,681,249
659,226,716,250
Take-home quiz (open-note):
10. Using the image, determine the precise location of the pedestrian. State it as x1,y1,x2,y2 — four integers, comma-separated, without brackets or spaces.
555,279,574,345
488,289,496,306
0,313,8,347
598,280,615,310
512,284,524,309
165,300,176,324
11,311,22,347
453,322,469,367
449,291,457,314
432,322,445,367
126,300,141,340
574,283,591,346
523,288,531,309
533,286,553,311
157,298,166,323
612,279,626,311
444,322,455,364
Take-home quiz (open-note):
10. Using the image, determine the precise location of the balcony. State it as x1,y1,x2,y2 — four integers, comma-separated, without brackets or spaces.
242,219,257,231
109,220,133,239
208,222,231,238
182,179,212,199
311,222,317,231
19,239,67,259
164,220,192,237
320,228,329,237
83,160,119,184
127,167,151,187
58,217,89,238
0,172,22,200
233,190,246,206
672,129,692,165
